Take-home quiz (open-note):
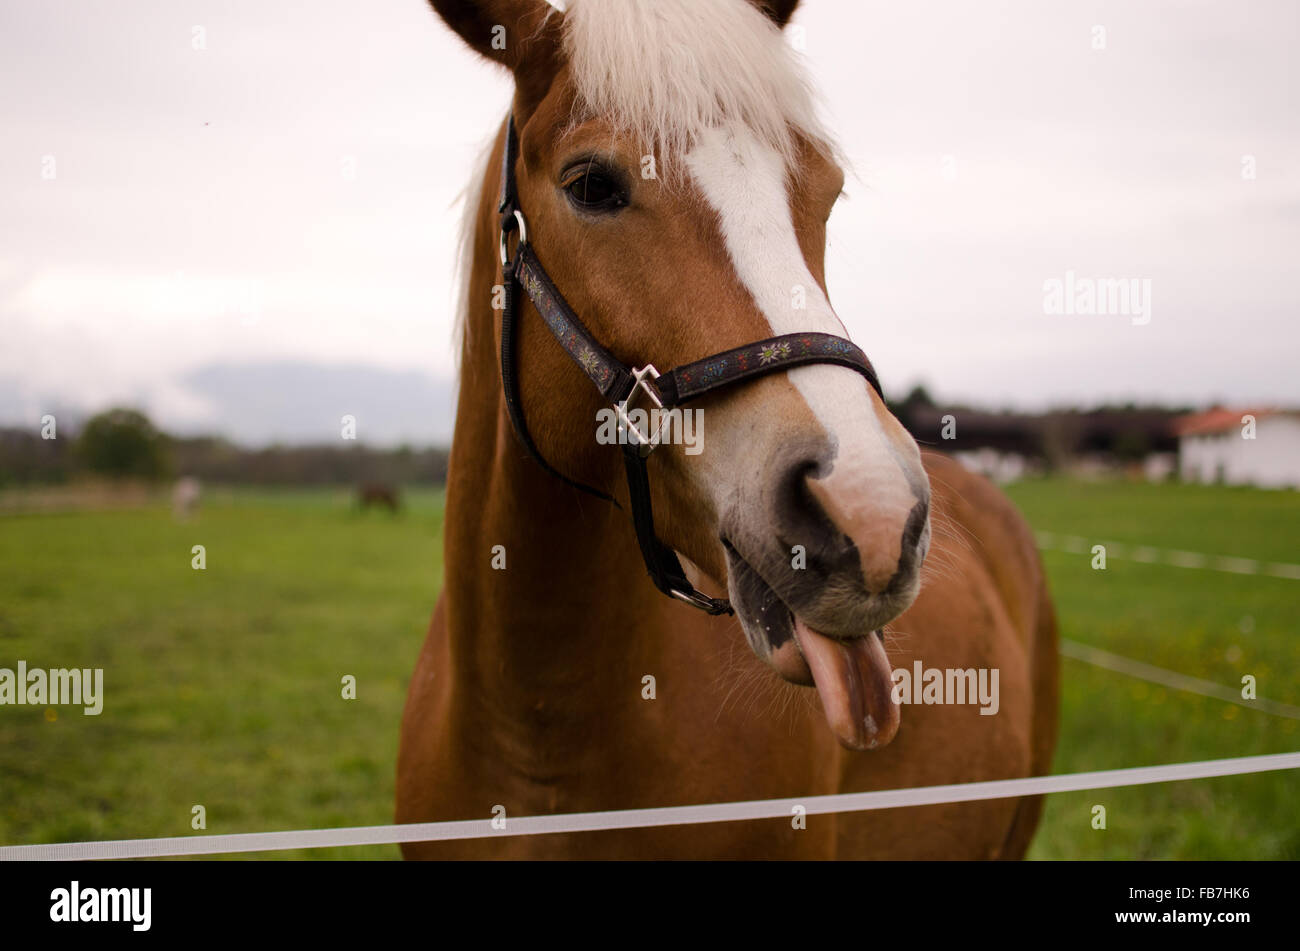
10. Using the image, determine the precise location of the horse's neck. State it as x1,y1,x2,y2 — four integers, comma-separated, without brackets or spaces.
441,215,657,730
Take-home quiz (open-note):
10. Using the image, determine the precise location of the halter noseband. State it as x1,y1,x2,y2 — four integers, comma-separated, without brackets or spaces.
495,115,884,616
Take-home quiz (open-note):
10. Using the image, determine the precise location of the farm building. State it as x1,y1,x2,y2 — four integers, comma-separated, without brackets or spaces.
1176,408,1300,488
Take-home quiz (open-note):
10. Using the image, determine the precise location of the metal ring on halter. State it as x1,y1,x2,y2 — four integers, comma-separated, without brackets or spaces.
615,364,669,458
669,587,726,613
499,209,527,267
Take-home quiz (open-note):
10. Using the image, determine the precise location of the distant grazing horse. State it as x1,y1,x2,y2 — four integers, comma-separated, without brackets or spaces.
398,0,1058,858
171,476,201,522
357,482,401,514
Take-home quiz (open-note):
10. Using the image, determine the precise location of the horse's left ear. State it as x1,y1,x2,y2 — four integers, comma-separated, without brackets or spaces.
752,0,800,27
426,0,563,112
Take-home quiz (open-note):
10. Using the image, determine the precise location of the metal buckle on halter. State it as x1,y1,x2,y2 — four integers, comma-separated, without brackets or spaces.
499,209,527,268
616,364,669,458
669,587,725,612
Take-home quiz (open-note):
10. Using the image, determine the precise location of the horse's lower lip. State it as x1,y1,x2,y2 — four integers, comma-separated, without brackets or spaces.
724,538,899,743
768,628,814,685
775,624,888,682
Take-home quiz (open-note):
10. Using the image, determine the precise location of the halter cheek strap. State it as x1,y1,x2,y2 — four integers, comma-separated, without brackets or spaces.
495,116,884,616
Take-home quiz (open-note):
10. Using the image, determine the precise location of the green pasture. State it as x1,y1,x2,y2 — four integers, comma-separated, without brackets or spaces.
0,487,444,860
1004,479,1300,859
0,477,1295,859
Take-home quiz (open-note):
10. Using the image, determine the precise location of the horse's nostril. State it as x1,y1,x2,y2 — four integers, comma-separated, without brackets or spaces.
889,498,930,587
895,499,927,560
793,462,928,597
785,460,827,523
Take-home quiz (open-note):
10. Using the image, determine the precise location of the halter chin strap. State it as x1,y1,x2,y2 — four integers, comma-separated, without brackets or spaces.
495,115,884,616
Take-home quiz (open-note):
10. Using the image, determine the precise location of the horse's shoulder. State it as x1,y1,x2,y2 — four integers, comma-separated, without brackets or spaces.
919,450,1046,632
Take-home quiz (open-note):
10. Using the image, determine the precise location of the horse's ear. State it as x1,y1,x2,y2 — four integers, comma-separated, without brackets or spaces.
752,0,800,27
426,0,563,106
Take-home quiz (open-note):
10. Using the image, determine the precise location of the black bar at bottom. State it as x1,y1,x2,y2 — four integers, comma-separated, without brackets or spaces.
0,860,1285,939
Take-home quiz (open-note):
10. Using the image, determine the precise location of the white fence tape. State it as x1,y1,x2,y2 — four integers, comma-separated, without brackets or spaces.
3,751,1297,860
1060,638,1300,720
1035,532,1300,580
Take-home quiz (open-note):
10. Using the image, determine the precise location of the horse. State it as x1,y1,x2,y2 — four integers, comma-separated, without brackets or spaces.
397,0,1059,859
171,476,201,522
357,482,402,514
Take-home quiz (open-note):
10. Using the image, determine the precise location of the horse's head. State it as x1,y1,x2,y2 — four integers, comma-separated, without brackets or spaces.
433,0,930,750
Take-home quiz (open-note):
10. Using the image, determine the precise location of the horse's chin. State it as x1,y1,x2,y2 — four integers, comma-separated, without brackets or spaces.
722,540,903,751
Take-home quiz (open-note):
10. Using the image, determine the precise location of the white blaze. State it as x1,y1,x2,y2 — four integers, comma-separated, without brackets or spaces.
684,126,897,484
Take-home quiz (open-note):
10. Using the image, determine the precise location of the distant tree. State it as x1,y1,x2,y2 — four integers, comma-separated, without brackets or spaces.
76,408,171,479
1112,430,1151,462
900,384,936,410
1038,411,1083,472
887,383,937,428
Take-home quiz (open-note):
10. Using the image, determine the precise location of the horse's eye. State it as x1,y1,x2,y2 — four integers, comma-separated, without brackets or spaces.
563,166,626,212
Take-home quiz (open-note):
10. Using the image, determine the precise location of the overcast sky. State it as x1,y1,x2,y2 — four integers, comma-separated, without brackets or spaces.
2,0,1297,445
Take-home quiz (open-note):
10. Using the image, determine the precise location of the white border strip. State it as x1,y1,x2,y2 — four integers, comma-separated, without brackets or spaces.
1060,638,1300,720
3,752,1297,860
1036,531,1300,580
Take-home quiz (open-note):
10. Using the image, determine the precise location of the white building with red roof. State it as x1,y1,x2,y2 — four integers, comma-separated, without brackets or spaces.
1175,408,1300,488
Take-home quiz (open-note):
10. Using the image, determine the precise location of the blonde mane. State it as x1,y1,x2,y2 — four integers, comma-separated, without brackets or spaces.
561,0,832,166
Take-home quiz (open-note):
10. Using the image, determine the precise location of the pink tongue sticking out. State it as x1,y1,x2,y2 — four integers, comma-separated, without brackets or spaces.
793,618,900,751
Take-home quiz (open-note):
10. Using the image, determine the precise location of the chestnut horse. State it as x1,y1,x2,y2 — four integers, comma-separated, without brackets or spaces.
397,0,1058,858
357,482,401,514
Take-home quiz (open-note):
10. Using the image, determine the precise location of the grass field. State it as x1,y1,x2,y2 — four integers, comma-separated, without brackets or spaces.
0,477,1296,859
1004,479,1300,859
0,487,444,860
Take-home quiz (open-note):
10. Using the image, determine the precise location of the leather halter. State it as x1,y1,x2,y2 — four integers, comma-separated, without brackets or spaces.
495,115,884,616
